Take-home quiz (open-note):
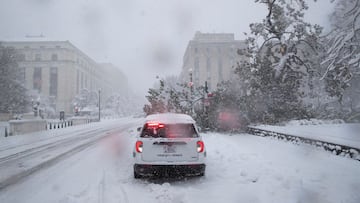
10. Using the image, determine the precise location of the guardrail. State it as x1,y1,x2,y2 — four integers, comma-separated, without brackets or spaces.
247,126,360,161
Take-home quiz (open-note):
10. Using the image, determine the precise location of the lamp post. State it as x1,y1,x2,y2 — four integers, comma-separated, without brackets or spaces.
188,68,194,115
188,68,193,96
98,89,101,122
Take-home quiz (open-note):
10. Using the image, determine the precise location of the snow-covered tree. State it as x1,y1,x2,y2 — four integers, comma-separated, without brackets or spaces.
144,79,167,115
72,88,99,112
236,0,322,123
322,0,360,106
0,44,30,114
104,93,143,117
28,90,56,118
144,76,205,116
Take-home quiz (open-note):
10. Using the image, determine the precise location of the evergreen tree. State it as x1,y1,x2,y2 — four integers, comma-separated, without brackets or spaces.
144,80,167,115
0,44,29,114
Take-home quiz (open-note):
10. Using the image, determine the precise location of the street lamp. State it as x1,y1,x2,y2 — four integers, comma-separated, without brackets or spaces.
188,68,193,96
98,89,101,122
188,68,194,115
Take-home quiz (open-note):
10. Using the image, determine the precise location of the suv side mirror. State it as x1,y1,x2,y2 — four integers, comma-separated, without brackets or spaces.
137,127,142,132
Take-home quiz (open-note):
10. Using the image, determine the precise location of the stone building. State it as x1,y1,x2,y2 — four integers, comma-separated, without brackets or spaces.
180,31,247,91
2,40,128,116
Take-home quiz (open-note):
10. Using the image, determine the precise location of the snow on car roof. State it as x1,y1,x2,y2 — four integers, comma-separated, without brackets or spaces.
145,113,195,124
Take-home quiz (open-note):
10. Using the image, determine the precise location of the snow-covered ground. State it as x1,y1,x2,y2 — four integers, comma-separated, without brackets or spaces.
253,120,360,149
0,118,359,203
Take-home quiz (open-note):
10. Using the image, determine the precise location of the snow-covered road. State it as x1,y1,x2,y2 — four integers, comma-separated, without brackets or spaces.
0,118,359,203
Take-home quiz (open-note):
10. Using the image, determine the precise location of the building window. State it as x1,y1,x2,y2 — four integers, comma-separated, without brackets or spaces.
20,67,26,85
85,76,88,89
81,72,84,89
40,46,45,49
24,46,30,49
194,47,198,53
206,57,211,79
194,57,199,79
33,67,42,92
195,78,199,86
35,53,41,61
49,67,58,97
51,54,58,61
76,70,80,94
218,58,223,81
230,56,235,66
56,45,61,49
16,54,26,61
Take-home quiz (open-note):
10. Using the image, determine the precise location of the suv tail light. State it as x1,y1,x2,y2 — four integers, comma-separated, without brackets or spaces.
135,141,143,153
147,122,165,128
197,141,204,153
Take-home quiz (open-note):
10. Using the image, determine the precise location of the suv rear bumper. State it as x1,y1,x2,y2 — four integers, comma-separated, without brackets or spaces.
134,164,205,177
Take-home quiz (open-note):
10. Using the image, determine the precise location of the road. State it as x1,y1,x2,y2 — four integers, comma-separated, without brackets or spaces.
0,118,359,203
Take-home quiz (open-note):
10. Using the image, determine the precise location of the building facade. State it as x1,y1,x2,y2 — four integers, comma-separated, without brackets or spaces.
98,63,129,99
2,40,128,116
180,32,247,91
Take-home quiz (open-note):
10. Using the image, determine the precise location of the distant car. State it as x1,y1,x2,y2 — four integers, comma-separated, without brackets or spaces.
133,113,206,178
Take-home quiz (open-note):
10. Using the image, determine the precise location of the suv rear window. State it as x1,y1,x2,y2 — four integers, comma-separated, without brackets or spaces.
140,123,198,138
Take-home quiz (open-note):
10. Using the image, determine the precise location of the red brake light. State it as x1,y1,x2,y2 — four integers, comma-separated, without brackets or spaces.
147,122,165,128
135,141,143,153
197,141,204,153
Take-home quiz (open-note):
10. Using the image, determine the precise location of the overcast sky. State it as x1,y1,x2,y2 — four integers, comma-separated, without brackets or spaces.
0,0,334,96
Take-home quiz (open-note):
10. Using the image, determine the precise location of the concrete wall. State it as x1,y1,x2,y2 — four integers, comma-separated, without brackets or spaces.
6,117,96,136
9,119,47,136
0,113,11,122
70,117,93,125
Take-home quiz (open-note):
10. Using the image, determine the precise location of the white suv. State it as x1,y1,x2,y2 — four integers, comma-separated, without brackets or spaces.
133,113,206,178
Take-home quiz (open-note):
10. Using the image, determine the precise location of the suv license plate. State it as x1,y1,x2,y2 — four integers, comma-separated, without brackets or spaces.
163,145,176,153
